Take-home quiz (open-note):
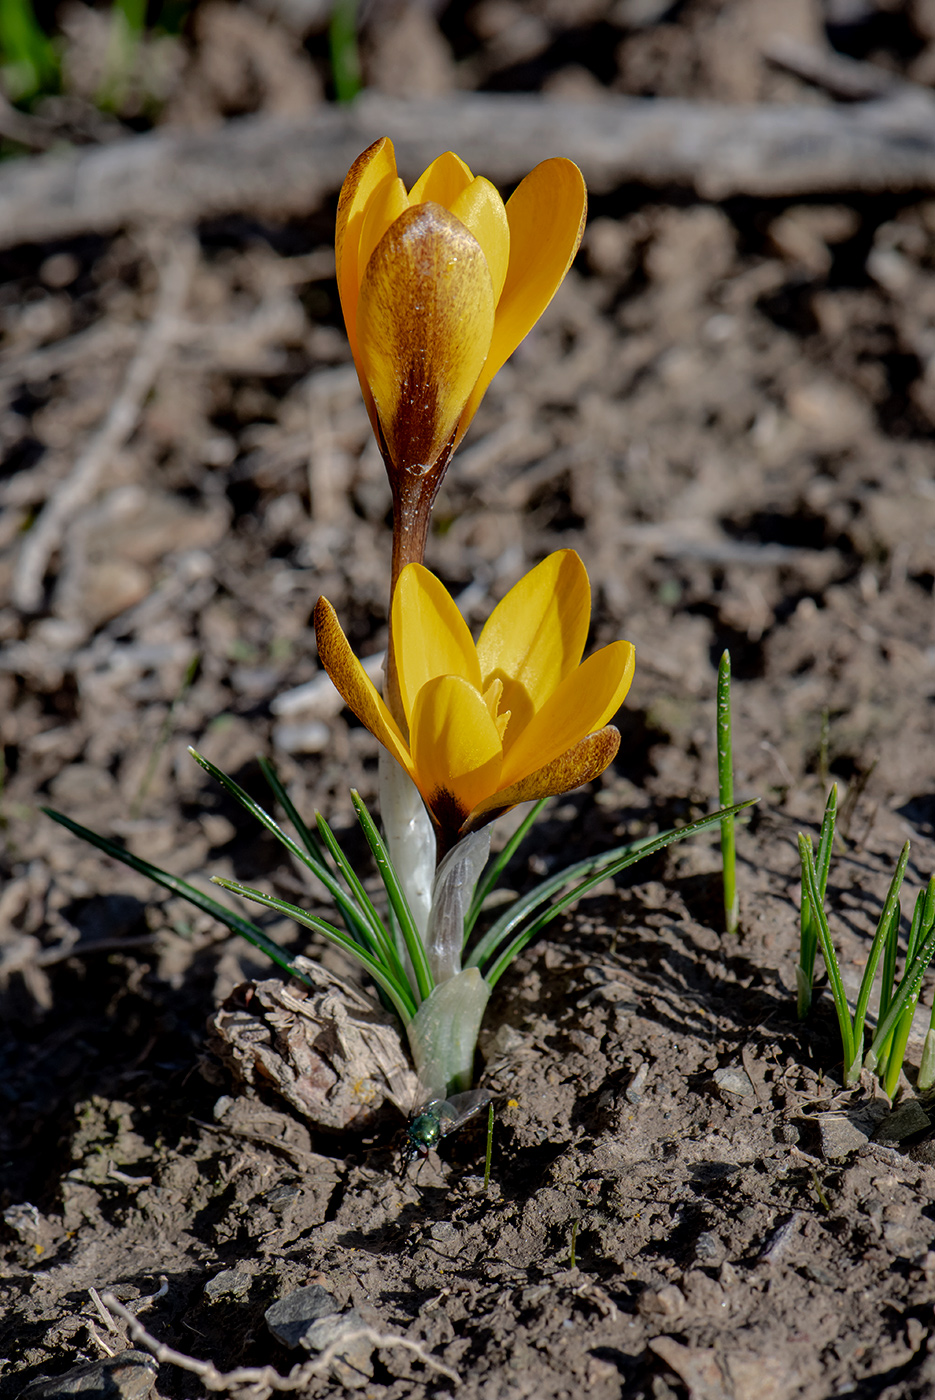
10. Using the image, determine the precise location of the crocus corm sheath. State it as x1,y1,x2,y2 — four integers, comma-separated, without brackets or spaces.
315,550,634,857
335,137,587,590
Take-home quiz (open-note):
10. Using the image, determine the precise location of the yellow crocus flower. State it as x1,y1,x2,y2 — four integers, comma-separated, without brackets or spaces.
336,137,587,485
314,550,634,856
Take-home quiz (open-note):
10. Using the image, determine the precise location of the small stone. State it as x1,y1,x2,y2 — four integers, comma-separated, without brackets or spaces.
3,1202,41,1243
626,1062,649,1103
713,1067,755,1098
695,1231,724,1263
302,1311,373,1387
875,1101,931,1142
817,1103,888,1159
204,1269,251,1303
265,1286,374,1388
638,1283,685,1319
265,1284,339,1349
17,1351,157,1400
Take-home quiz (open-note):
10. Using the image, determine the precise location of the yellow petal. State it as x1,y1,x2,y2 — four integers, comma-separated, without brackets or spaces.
356,203,496,472
410,675,503,835
313,595,412,775
408,150,474,209
357,174,409,287
456,158,586,442
335,137,398,360
477,549,590,734
461,727,621,835
450,177,510,304
393,563,482,724
499,641,635,787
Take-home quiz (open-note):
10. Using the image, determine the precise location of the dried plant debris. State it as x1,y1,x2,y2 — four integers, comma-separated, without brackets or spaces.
208,961,418,1132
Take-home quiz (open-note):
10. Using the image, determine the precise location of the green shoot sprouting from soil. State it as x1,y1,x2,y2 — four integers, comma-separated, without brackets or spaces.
0,0,59,104
716,650,738,935
329,0,361,103
797,792,935,1089
797,784,836,1019
484,1102,494,1191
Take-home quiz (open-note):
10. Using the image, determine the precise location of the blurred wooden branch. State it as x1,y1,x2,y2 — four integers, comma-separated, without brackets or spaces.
0,91,934,250
762,35,930,104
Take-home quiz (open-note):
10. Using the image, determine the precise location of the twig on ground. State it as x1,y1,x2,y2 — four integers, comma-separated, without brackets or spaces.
89,1287,122,1336
13,232,196,613
763,36,930,105
0,92,934,253
99,1290,461,1392
86,1320,118,1357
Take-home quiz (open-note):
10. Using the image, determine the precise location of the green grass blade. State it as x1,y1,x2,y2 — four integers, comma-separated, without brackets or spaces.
211,875,416,1023
798,786,837,1019
815,786,836,897
798,834,855,1074
919,1027,935,1092
42,806,303,981
875,899,904,1073
466,837,659,973
482,801,756,988
350,789,434,1003
866,912,935,1075
188,746,371,944
717,650,738,935
883,879,935,1094
314,811,406,978
258,756,328,866
464,798,548,942
329,0,361,103
851,842,910,1056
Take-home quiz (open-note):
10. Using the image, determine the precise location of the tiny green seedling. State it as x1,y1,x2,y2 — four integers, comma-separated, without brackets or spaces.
328,0,361,104
797,788,935,1090
797,785,836,1020
716,650,739,935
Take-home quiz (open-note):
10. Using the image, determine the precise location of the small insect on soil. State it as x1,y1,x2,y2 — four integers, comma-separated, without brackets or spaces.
401,1089,494,1175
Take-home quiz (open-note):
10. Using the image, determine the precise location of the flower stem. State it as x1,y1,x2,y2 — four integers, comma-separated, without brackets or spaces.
385,440,456,726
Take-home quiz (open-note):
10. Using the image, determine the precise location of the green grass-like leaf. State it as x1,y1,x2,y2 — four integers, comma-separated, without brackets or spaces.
797,785,837,1019
211,874,416,1024
717,650,738,936
798,835,855,1073
42,806,304,982
482,801,756,988
188,747,373,947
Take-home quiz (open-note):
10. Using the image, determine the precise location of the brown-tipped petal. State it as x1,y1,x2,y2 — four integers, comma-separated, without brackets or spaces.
460,726,620,835
313,595,412,776
335,138,398,357
356,203,495,475
499,640,635,787
356,173,409,287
